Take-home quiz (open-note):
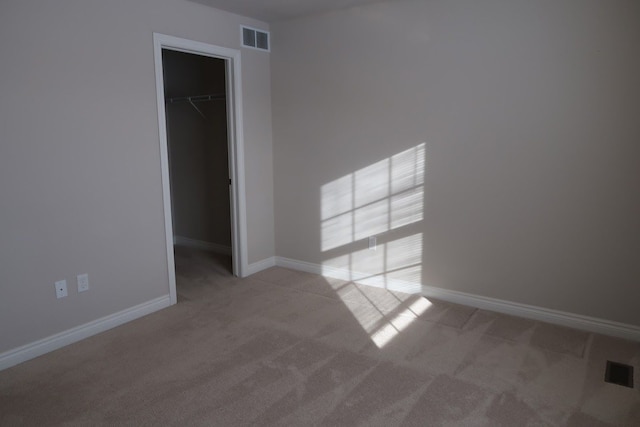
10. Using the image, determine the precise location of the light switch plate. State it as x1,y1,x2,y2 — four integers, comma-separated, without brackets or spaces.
368,236,377,250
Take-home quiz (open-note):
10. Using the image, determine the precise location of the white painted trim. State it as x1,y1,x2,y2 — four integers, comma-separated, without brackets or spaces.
0,295,171,371
153,34,249,300
418,285,640,342
174,236,232,255
153,34,178,305
224,51,250,278
277,257,323,275
246,256,276,276
275,257,640,342
277,257,422,294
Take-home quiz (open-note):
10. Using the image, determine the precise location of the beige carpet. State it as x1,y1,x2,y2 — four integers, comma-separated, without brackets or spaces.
1,246,639,426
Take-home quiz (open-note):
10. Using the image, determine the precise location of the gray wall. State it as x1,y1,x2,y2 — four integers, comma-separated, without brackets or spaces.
163,50,231,248
0,0,274,354
271,0,640,325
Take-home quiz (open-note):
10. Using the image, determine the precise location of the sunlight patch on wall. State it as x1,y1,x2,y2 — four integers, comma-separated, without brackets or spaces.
321,143,425,251
320,142,427,349
323,233,423,292
321,214,352,252
354,200,388,240
352,246,386,277
355,158,389,207
321,174,352,221
391,187,423,229
387,234,422,270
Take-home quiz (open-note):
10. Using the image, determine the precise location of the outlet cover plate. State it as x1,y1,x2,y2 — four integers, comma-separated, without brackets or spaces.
55,280,68,299
77,274,89,292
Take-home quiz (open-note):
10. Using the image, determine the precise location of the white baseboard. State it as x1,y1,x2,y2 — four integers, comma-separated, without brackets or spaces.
275,256,640,342
418,285,640,341
276,256,423,294
174,236,231,255
0,295,172,371
246,256,276,276
276,257,323,275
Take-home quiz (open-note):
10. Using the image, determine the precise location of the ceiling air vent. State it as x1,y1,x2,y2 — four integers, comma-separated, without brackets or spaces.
241,26,270,52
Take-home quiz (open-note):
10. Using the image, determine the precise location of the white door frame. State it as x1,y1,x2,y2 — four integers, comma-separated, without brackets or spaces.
153,33,249,305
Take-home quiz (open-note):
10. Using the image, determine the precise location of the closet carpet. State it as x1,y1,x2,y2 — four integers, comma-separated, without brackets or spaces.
1,246,639,426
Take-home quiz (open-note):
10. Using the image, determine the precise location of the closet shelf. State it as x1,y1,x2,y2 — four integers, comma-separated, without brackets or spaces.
169,93,225,103
168,93,225,120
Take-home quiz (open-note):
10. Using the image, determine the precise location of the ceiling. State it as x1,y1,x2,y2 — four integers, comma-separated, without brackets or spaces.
189,0,385,23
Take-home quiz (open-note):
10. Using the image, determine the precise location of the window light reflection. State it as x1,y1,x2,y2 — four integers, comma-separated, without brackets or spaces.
320,142,428,348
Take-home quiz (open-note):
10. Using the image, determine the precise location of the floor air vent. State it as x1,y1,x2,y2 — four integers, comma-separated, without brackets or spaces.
605,361,634,388
241,26,269,52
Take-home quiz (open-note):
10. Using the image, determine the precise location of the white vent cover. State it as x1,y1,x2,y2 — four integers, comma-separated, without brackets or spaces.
241,26,270,52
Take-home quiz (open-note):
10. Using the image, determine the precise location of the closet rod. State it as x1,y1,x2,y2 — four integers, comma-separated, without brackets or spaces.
169,93,225,103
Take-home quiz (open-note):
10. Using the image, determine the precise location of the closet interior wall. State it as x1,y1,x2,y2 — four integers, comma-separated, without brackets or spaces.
162,50,232,253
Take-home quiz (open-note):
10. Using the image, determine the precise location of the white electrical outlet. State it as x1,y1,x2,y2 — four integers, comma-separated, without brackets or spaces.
55,280,68,299
368,236,377,250
77,273,89,292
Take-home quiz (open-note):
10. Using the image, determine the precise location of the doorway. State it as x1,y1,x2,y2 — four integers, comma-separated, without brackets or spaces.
163,50,231,255
163,49,233,294
153,34,248,305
